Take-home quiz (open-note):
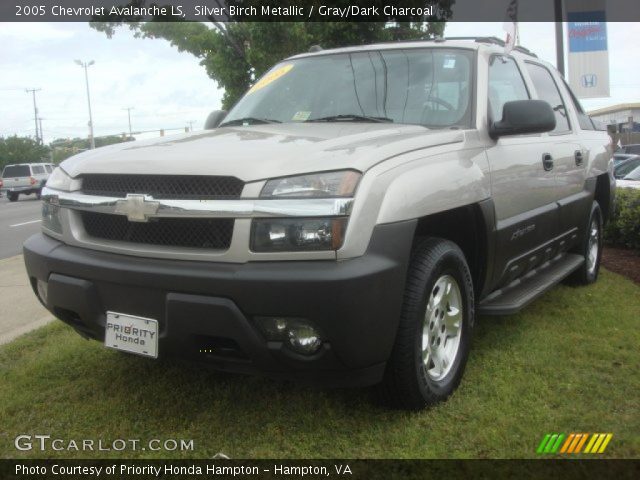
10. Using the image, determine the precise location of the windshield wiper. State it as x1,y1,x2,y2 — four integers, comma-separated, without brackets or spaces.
219,117,282,127
306,114,393,123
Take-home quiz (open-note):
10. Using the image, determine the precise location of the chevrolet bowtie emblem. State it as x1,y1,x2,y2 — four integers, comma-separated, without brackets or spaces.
114,194,160,222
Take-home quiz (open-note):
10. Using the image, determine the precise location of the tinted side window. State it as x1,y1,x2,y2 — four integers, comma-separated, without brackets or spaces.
32,165,45,174
525,62,570,133
488,56,529,122
45,165,53,173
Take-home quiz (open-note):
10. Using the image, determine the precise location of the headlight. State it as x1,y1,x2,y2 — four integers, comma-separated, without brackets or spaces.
45,167,75,191
251,217,347,252
261,170,361,198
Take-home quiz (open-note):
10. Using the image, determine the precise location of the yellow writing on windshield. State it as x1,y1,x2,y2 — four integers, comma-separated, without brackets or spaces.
247,64,293,94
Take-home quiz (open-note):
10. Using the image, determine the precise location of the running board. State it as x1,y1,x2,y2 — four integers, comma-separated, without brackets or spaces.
478,254,584,315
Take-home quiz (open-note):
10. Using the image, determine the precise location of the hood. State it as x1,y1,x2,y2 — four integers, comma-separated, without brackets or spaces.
61,123,464,182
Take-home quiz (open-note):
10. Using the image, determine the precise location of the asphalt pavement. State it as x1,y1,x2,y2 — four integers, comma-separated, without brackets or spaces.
0,193,43,259
0,193,51,344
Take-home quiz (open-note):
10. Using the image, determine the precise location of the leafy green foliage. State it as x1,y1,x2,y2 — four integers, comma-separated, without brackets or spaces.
0,136,50,169
90,18,449,109
605,187,640,250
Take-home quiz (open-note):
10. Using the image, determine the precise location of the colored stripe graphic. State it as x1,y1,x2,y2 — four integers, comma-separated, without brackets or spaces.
537,434,552,454
538,433,613,454
598,434,613,453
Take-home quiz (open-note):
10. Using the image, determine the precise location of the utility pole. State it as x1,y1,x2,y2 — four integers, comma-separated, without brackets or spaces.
25,88,41,143
75,60,96,149
38,117,44,145
555,0,565,77
123,107,134,138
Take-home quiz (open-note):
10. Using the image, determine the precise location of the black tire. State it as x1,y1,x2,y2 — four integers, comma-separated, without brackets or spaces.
8,192,18,202
567,201,603,285
379,237,475,410
35,189,42,200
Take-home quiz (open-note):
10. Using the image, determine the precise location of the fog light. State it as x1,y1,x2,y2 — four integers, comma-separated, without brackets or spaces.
287,324,322,355
254,317,323,355
36,279,48,305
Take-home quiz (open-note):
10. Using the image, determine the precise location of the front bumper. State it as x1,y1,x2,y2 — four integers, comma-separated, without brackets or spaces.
23,221,415,387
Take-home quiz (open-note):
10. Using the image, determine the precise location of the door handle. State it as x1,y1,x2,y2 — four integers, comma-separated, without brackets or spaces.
542,153,554,171
575,150,584,166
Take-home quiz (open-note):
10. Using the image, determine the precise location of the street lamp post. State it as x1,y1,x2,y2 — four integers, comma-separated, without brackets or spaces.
123,107,134,139
75,59,95,149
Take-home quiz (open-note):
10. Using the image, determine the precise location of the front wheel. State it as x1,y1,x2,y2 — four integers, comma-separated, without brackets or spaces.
379,237,474,410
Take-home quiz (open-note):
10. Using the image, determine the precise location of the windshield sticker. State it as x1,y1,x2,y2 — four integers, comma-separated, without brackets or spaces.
443,56,456,69
292,111,311,121
248,64,294,94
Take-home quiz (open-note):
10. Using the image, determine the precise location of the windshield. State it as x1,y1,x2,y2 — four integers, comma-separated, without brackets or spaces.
624,166,640,180
615,157,640,178
223,48,474,129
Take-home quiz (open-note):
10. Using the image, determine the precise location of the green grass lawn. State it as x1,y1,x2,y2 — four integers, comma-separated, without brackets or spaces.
1,270,638,459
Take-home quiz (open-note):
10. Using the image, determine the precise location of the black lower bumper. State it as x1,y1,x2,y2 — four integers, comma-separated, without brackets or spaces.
23,221,415,387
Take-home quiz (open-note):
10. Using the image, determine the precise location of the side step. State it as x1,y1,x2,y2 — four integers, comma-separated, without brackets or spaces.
478,253,584,315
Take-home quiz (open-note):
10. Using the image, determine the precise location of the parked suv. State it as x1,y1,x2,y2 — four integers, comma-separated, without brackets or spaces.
1,162,54,201
24,38,614,409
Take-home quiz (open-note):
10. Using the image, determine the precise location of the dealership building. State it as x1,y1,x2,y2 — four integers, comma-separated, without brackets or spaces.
588,103,640,132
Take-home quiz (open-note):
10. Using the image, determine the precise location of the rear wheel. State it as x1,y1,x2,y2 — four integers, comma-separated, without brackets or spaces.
568,201,602,285
8,192,18,202
379,237,474,410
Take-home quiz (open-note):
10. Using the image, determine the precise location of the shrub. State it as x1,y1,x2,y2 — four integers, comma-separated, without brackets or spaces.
604,187,640,250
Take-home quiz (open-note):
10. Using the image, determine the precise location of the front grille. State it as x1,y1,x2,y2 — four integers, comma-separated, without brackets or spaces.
81,212,233,249
81,174,244,199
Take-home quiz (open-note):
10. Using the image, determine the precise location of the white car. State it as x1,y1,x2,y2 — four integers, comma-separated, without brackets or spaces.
0,162,54,201
616,165,640,189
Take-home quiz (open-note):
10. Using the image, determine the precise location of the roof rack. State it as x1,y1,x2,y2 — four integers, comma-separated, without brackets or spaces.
437,36,538,58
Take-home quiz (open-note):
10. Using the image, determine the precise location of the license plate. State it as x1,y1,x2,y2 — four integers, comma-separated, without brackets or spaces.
105,311,158,358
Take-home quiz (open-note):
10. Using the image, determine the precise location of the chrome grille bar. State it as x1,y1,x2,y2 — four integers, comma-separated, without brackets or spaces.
42,187,354,219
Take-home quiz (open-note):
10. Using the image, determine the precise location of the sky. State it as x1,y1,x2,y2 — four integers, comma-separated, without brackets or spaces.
0,21,638,143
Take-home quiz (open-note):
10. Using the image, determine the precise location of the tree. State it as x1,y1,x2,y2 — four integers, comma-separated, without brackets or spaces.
0,136,50,169
91,3,452,109
50,136,133,163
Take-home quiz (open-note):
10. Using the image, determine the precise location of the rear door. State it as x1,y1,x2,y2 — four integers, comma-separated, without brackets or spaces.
523,61,585,241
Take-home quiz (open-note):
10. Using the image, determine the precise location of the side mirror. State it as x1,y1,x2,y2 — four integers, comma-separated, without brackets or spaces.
489,100,556,139
204,110,228,130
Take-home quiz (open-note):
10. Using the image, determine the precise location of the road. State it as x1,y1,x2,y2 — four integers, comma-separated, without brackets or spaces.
0,193,42,259
0,193,51,345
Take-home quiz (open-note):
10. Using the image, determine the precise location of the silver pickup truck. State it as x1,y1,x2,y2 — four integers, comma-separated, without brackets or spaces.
23,38,614,410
